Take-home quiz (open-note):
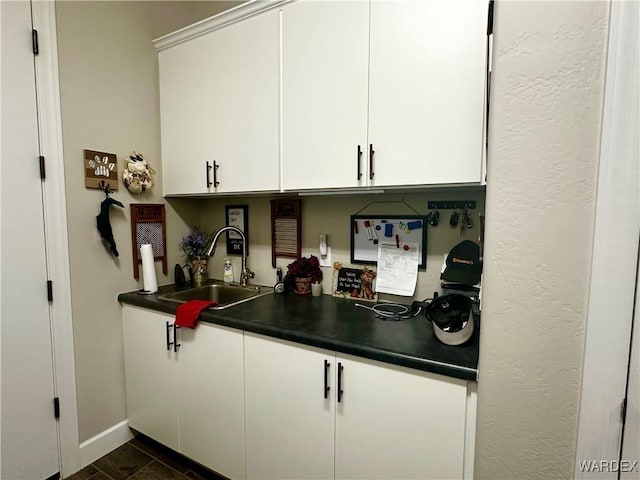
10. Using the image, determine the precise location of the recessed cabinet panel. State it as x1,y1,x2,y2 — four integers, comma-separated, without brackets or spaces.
367,0,487,186
281,0,370,190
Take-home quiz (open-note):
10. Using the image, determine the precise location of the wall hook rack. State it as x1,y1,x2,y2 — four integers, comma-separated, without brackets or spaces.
427,200,476,210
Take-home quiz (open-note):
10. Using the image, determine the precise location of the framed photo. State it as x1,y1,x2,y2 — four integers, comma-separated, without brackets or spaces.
225,205,248,256
331,262,377,302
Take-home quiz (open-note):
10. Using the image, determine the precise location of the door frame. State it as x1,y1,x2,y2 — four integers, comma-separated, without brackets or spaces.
31,1,80,476
575,0,639,476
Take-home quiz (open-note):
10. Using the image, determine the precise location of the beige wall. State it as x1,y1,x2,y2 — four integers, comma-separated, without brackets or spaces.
55,0,236,442
475,1,609,478
198,190,485,300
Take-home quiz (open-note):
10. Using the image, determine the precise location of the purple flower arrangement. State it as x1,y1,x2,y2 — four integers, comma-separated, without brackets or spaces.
180,228,211,262
286,255,323,284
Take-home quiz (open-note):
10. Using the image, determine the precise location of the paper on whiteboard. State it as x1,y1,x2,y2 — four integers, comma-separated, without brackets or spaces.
375,242,419,296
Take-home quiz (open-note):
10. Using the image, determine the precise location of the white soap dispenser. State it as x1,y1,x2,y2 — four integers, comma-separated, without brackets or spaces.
223,258,234,283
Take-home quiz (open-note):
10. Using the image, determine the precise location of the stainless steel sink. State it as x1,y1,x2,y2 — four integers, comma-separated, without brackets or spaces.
159,281,274,310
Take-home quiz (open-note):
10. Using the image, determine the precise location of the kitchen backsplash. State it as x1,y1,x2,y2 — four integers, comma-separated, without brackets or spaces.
195,189,485,302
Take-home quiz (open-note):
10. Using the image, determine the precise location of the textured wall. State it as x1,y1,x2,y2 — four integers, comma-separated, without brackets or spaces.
475,1,609,478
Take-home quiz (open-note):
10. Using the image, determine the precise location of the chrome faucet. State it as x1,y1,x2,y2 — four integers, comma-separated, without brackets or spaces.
206,226,255,287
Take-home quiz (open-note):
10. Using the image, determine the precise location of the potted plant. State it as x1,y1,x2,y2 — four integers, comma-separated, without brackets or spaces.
180,228,212,286
285,255,323,295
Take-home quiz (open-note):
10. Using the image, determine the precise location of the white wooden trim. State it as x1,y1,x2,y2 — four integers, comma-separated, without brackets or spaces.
79,420,134,468
575,1,640,477
31,1,81,477
153,0,291,51
463,382,478,480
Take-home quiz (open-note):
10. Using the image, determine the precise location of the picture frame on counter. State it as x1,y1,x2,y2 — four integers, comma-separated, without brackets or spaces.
332,262,378,303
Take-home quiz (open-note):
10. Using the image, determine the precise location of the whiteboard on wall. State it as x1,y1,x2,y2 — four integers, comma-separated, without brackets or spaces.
350,215,428,270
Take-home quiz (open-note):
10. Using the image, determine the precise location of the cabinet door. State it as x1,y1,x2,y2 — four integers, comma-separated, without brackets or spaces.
244,333,335,480
178,323,245,479
209,9,280,193
281,0,369,190
159,34,216,195
122,306,179,450
335,354,467,480
368,0,488,186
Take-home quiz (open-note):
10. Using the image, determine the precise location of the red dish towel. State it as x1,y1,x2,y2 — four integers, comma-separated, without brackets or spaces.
175,300,216,329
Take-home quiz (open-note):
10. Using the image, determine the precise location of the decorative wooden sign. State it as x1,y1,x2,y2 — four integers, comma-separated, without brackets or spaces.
84,149,118,191
271,199,301,267
225,205,248,256
332,262,377,302
130,203,167,279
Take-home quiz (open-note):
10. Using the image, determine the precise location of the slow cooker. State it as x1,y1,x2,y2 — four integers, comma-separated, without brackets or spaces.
425,294,474,346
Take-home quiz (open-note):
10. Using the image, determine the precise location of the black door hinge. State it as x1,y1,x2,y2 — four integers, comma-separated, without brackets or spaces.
39,156,46,180
53,397,60,420
47,280,53,302
32,29,39,55
621,396,628,422
487,0,494,35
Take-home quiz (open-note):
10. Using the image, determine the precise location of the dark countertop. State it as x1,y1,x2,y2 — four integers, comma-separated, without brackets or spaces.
118,284,479,382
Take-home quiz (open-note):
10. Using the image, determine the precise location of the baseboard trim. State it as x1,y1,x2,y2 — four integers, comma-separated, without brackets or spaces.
79,420,133,468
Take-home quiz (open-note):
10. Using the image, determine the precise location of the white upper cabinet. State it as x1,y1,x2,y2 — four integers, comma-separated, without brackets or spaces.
208,9,280,193
368,0,488,186
158,0,488,195
159,33,216,196
281,0,370,190
159,8,280,195
281,0,488,191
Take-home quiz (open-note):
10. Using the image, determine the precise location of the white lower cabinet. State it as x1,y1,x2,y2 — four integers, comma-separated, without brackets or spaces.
334,355,467,480
122,306,245,479
244,332,471,480
244,333,335,480
123,306,180,451
124,309,474,480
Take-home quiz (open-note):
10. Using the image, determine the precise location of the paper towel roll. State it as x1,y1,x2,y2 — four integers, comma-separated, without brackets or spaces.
140,243,158,293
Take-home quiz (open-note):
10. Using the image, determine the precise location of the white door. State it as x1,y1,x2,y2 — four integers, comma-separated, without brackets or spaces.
368,0,487,186
244,333,335,480
122,307,179,451
209,9,280,194
178,323,246,480
1,1,60,478
335,354,468,480
281,0,369,191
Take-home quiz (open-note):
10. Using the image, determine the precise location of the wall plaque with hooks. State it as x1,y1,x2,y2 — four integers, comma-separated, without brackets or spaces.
84,149,118,191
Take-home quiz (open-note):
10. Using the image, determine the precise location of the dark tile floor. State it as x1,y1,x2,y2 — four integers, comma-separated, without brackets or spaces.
64,434,227,480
